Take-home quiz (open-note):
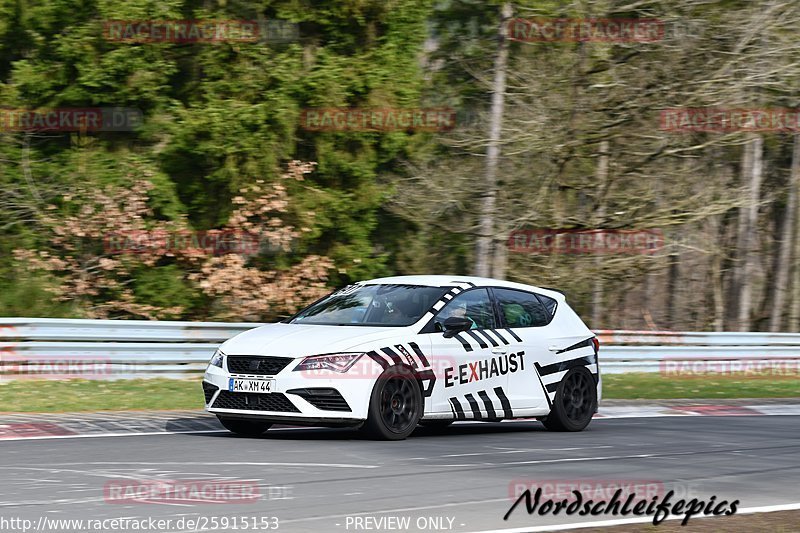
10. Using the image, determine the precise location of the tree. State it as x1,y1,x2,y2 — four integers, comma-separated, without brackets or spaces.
475,2,512,278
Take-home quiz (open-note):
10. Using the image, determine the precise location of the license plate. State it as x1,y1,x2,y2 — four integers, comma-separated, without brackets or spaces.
228,378,275,393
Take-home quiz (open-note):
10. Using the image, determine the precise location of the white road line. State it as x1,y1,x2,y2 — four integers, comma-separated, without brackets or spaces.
8,461,378,469
0,496,106,507
441,446,613,458
501,452,691,466
463,502,800,532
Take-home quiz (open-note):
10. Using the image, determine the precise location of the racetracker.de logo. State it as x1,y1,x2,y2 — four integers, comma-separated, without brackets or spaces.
660,108,800,133
102,20,299,43
508,479,666,501
297,354,459,380
104,480,266,504
0,356,111,380
299,108,456,132
0,108,142,132
661,358,800,376
508,229,664,255
507,18,664,42
104,230,261,257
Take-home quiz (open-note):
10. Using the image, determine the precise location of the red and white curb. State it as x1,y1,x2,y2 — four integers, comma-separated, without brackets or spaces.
0,403,799,441
594,403,800,419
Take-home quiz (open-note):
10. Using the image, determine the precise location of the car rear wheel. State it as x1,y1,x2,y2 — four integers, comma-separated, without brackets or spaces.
541,367,597,432
217,417,272,437
363,366,422,440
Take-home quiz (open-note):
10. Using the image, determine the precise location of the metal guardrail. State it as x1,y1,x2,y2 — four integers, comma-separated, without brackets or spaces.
595,330,800,373
595,329,800,346
0,317,260,342
0,318,259,379
0,319,798,379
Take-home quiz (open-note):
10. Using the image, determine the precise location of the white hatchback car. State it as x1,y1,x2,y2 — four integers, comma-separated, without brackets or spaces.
203,275,600,440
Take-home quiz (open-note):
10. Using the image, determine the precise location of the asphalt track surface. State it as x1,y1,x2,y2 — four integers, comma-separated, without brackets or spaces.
0,416,798,533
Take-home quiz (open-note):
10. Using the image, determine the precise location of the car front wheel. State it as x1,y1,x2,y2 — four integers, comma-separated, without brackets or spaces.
541,366,597,432
217,416,273,437
363,366,422,440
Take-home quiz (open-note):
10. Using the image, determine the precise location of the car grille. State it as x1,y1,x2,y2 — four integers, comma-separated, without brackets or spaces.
202,381,219,404
226,356,294,375
287,388,351,412
212,391,300,412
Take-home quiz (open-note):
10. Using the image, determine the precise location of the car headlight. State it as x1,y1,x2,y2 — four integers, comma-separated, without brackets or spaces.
208,349,224,369
293,353,364,373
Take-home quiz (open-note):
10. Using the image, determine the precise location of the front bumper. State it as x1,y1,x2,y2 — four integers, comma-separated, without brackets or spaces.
203,355,381,424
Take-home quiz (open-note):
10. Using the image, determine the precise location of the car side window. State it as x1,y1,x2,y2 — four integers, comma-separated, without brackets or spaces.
538,294,558,317
494,288,550,327
435,289,497,330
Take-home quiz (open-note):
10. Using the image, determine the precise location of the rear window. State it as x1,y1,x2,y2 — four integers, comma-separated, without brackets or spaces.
538,294,558,317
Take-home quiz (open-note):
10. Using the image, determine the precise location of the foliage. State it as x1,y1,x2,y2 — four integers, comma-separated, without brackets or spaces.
2,0,800,331
0,0,434,320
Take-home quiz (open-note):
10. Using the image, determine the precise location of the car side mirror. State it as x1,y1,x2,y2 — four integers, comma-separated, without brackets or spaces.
442,316,472,338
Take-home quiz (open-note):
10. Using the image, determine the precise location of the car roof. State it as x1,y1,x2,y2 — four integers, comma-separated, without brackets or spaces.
360,275,565,301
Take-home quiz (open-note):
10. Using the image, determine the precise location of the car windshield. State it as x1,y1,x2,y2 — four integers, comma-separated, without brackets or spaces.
289,284,447,326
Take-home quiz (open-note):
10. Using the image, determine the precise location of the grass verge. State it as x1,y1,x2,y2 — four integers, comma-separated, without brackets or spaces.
0,373,797,413
602,372,800,400
0,378,204,413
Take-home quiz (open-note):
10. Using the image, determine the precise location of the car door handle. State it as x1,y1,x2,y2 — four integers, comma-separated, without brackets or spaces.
548,345,560,352
491,347,508,355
